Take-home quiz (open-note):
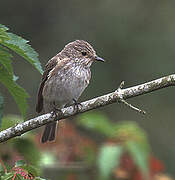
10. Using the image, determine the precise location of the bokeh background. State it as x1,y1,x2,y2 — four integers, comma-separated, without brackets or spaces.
1,0,175,179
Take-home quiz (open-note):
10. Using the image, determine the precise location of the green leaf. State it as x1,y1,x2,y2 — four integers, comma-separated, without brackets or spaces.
77,112,115,137
0,94,4,127
0,25,9,42
0,31,9,42
0,67,29,117
0,31,43,74
0,24,9,31
97,144,123,179
125,141,149,177
0,115,23,130
0,46,13,75
0,24,43,117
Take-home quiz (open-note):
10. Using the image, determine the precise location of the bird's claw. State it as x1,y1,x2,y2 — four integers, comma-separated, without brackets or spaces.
51,106,63,118
73,98,82,113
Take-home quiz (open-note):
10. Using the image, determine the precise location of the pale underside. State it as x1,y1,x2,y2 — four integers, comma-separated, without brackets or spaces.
42,62,91,113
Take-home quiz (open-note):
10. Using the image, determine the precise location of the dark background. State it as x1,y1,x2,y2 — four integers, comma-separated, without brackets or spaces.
1,0,175,176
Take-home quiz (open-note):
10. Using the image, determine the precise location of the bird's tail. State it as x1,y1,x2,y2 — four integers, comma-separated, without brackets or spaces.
41,122,57,143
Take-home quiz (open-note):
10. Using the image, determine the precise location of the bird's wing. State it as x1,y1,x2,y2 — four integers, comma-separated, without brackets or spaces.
36,55,60,113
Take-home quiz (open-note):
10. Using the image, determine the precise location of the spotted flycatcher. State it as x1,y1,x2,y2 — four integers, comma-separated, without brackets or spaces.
36,40,104,143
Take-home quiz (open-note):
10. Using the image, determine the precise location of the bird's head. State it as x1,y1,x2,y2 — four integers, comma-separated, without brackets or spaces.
61,40,104,67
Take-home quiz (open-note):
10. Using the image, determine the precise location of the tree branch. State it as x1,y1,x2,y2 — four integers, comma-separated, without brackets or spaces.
0,74,175,143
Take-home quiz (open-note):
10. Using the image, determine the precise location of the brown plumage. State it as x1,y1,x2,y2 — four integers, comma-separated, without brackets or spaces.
36,40,104,143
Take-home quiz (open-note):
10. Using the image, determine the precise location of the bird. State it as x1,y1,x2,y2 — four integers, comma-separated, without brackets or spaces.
36,40,104,143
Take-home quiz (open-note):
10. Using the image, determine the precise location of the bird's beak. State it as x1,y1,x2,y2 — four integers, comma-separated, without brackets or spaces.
95,56,105,62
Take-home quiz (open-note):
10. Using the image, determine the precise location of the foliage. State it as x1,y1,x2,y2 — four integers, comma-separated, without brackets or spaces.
77,112,116,137
98,145,123,179
40,152,56,166
0,115,41,167
0,115,23,130
0,94,3,127
0,160,46,180
12,139,41,167
78,112,151,179
0,115,47,179
0,24,43,118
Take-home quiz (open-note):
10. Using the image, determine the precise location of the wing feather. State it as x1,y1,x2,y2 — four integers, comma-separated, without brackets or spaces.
36,56,59,113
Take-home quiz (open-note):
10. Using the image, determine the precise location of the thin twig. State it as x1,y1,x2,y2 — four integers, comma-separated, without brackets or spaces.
115,81,146,114
119,98,146,114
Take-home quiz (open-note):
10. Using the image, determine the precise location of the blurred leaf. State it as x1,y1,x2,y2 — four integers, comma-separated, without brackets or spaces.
35,178,46,180
114,121,146,138
0,172,15,180
20,164,38,177
13,174,26,180
0,165,3,176
1,160,41,180
98,144,123,179
0,115,23,130
15,160,26,167
77,112,115,137
13,138,41,166
125,141,149,177
0,94,4,127
0,30,43,74
78,113,150,148
0,67,29,117
40,152,56,166
0,160,5,176
113,122,150,177
114,121,149,148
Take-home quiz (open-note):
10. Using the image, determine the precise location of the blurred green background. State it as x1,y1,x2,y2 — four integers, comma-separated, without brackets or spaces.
0,0,175,178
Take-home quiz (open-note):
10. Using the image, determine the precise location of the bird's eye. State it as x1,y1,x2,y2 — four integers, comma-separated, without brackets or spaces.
81,51,87,56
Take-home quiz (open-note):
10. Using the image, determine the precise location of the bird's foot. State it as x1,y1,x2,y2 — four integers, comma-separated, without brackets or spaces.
73,98,82,113
51,106,63,119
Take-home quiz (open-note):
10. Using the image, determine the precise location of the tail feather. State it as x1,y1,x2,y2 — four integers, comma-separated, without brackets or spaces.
41,122,57,143
49,123,57,141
